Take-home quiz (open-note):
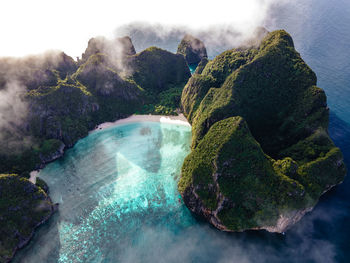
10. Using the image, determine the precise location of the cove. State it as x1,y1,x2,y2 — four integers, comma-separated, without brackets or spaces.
14,116,350,263
14,121,196,262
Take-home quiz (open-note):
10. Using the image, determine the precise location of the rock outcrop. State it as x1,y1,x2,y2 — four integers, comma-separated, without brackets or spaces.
179,30,347,232
177,34,208,65
194,57,209,75
81,36,136,63
128,46,191,92
0,174,57,263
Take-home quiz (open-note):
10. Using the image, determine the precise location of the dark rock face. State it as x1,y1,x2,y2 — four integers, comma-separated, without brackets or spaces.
76,54,142,99
81,36,136,63
0,174,56,263
128,46,191,92
177,34,208,65
38,141,65,165
194,57,209,74
179,30,347,232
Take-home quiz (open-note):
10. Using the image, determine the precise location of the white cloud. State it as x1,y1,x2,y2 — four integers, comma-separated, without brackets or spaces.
0,0,283,58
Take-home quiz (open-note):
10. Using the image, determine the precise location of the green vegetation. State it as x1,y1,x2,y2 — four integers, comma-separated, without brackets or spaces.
0,36,192,261
179,30,346,231
0,174,54,262
136,85,185,115
0,39,191,176
194,57,209,75
128,46,191,92
180,117,308,231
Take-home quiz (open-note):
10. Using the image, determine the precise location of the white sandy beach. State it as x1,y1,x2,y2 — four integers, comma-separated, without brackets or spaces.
90,114,191,134
29,114,191,184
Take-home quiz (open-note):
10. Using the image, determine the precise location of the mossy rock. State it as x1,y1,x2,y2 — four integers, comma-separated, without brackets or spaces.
26,80,95,147
0,174,55,262
179,117,309,231
127,46,191,92
179,30,347,232
194,57,209,75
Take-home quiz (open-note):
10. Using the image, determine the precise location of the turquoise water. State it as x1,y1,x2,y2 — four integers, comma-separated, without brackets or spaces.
188,63,198,74
14,122,198,262
14,1,350,262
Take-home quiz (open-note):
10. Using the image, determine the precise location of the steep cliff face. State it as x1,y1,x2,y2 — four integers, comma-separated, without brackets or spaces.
26,80,96,147
74,53,143,124
177,34,208,65
128,46,191,92
179,30,346,232
0,174,57,263
81,36,136,63
194,57,209,75
0,36,191,176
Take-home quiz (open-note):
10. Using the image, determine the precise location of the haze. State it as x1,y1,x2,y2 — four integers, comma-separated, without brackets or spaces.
0,0,280,58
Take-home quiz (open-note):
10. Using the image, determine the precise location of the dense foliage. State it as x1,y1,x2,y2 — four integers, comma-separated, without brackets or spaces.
0,38,190,176
0,174,55,262
179,30,346,231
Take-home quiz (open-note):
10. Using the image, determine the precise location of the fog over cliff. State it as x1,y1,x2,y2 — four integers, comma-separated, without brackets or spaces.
3,0,350,262
0,0,289,58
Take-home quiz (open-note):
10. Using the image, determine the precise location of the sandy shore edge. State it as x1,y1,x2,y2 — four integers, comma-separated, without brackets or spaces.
29,114,191,184
90,114,191,134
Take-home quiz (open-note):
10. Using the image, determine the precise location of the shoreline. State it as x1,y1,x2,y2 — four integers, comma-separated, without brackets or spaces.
30,114,191,186
90,114,191,134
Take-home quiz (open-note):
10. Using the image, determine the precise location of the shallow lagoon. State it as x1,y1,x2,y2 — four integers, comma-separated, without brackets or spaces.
15,122,197,262
14,117,350,263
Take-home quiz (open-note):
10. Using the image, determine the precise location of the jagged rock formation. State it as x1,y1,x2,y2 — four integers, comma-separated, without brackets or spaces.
177,34,208,65
81,36,136,63
179,30,346,232
194,57,209,75
0,174,57,263
128,46,191,92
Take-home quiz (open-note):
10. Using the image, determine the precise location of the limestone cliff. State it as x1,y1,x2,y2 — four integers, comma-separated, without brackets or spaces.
177,34,208,65
0,174,57,263
179,30,346,232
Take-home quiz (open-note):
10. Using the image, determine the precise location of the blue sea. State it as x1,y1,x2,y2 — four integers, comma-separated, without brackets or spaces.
14,0,350,262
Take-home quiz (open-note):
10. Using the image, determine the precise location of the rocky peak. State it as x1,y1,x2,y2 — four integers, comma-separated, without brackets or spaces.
177,34,207,65
81,36,136,63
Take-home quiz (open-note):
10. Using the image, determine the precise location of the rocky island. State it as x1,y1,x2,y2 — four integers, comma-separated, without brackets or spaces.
0,29,346,261
179,30,346,232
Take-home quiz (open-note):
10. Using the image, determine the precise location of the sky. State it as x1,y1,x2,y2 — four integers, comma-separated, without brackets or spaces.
0,0,279,58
